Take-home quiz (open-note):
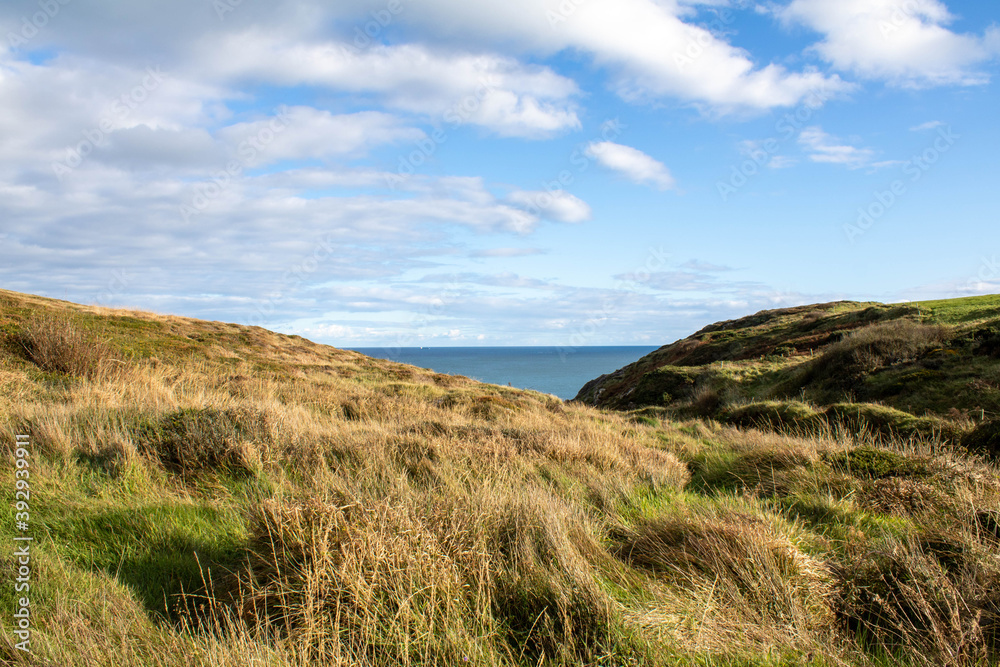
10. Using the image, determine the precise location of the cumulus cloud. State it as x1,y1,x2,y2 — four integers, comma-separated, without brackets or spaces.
781,0,1000,87
585,141,676,190
6,1,845,113
0,0,963,347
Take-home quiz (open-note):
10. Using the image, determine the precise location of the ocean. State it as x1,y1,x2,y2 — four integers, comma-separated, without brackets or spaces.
349,346,659,400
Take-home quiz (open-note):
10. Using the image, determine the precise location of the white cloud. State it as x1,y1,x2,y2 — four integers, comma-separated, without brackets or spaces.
197,33,581,138
420,271,558,290
680,260,733,272
507,189,592,223
797,126,876,169
217,107,424,164
910,120,945,131
585,141,676,190
470,247,545,258
0,52,227,172
766,155,798,169
341,0,850,112
554,0,847,111
781,0,1000,87
739,140,797,169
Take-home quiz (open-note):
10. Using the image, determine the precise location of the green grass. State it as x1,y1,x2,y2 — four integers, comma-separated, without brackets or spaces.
0,452,249,620
912,294,1000,324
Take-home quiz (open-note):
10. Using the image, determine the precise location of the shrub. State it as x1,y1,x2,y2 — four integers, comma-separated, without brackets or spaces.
14,314,117,379
630,366,699,406
970,325,1000,357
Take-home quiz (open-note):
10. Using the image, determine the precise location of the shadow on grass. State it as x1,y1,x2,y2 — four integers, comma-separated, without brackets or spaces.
117,532,246,621
46,502,246,623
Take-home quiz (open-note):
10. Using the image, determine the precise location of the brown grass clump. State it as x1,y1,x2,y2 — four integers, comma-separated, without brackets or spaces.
612,511,835,646
229,497,494,665
14,314,122,380
137,407,271,475
222,487,620,666
858,477,950,516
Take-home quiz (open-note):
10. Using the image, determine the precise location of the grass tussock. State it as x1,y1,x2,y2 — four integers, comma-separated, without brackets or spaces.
963,420,1000,458
612,511,835,635
137,407,271,475
837,536,999,666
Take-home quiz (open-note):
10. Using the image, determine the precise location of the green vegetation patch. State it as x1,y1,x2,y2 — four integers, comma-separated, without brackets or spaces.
41,500,247,618
721,401,826,433
824,447,931,480
913,293,1000,324
824,403,961,443
631,365,700,405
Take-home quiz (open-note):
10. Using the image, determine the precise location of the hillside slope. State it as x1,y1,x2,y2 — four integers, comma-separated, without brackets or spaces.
2,288,1000,667
576,296,1000,446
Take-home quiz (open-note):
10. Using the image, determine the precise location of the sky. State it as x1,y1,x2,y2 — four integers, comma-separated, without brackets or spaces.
1,0,999,348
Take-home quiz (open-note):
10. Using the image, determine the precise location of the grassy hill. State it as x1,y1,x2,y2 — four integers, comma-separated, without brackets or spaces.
576,296,1000,451
2,288,1000,666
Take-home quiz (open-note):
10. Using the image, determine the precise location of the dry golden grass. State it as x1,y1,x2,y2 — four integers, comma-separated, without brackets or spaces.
1,290,999,666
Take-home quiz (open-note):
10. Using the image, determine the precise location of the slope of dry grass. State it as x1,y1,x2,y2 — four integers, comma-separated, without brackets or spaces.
1,288,999,666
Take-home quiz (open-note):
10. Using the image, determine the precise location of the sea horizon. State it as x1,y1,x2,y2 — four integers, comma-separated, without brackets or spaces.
349,345,659,400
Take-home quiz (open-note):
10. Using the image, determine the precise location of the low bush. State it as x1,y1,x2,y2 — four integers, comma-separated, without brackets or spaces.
14,314,118,379
137,407,269,474
630,366,699,406
802,320,948,391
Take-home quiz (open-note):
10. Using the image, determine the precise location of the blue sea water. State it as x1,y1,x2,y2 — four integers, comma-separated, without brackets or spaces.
349,346,659,400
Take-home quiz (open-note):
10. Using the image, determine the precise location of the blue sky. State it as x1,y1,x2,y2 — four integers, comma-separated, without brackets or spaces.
1,0,998,347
